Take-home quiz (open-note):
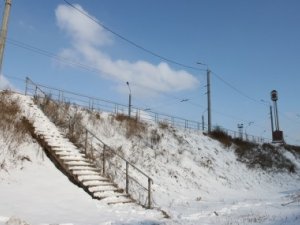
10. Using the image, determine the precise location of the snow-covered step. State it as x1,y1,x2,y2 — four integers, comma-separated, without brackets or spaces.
51,146,82,153
64,161,92,166
60,156,89,162
83,180,111,186
72,170,100,176
104,196,134,205
52,147,81,153
55,152,86,158
77,174,107,182
88,184,116,192
91,186,123,194
68,166,100,171
92,191,129,199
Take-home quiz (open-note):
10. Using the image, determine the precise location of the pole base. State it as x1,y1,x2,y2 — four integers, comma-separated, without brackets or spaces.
272,130,284,143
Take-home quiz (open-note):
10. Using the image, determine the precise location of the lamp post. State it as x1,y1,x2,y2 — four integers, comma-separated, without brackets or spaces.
126,82,131,117
197,62,211,133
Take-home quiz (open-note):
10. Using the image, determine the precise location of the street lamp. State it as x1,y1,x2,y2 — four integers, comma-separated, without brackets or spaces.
126,81,131,117
197,62,211,133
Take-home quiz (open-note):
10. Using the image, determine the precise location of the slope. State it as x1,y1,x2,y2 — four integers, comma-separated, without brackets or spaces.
0,91,300,225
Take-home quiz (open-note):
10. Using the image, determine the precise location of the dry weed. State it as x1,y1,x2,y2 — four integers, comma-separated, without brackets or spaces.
114,114,146,138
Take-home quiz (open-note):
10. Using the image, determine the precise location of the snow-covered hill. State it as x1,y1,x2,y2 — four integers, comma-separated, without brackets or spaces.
0,92,300,225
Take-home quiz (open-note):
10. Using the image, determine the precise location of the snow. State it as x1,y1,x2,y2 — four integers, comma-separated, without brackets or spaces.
1,92,300,225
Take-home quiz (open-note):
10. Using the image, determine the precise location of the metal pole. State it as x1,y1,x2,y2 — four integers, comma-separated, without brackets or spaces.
207,69,212,133
84,129,88,155
0,0,12,77
125,162,129,194
126,82,131,117
270,105,274,133
274,101,280,131
128,93,131,117
202,115,204,131
148,178,151,209
102,145,106,175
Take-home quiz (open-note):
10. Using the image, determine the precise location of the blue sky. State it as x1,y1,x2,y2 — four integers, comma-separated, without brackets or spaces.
1,0,300,145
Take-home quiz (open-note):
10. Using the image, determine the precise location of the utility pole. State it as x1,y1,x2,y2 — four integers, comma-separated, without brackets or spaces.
270,105,274,133
207,69,212,133
197,62,212,133
0,0,12,77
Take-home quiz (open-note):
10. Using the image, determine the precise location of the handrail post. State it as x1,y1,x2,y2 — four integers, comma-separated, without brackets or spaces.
126,161,129,194
84,129,88,155
147,178,152,209
102,145,106,175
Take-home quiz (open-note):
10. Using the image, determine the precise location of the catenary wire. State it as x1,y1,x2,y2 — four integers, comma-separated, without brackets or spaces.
62,0,206,72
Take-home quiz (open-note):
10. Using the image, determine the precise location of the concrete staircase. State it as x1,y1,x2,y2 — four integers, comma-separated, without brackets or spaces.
21,95,133,205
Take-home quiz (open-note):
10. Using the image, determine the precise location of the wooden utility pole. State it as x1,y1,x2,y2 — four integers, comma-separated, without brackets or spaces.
0,0,12,77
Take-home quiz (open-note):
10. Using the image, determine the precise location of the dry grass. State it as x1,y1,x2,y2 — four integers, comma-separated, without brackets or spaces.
0,91,32,171
158,121,169,130
0,91,29,143
208,126,296,173
209,126,232,148
114,114,146,138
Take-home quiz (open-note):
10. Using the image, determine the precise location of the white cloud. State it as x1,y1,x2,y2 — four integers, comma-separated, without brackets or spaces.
55,4,199,96
0,75,13,90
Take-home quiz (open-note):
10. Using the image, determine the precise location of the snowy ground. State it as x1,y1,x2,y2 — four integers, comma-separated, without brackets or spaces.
0,93,300,225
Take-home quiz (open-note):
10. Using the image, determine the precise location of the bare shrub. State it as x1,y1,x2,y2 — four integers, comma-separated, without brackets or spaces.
150,129,161,146
114,114,146,138
233,139,295,172
88,111,101,124
209,126,232,148
67,111,85,146
158,121,169,130
0,91,32,170
0,91,29,144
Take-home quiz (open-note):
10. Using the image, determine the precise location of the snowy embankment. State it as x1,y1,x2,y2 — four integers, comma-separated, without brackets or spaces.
0,92,300,225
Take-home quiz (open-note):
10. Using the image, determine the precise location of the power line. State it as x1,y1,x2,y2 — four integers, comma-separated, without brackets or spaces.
62,0,206,72
63,0,267,107
7,38,102,74
211,71,263,104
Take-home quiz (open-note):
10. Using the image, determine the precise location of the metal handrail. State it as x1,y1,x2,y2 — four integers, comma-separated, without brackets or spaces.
84,128,153,208
85,127,153,180
25,77,271,143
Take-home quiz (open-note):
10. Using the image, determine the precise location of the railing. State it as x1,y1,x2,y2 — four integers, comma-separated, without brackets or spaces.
28,78,153,208
25,77,271,144
83,128,153,208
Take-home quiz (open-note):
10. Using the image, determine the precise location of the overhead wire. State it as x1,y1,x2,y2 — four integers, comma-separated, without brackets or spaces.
62,0,206,72
62,0,271,111
211,71,263,104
